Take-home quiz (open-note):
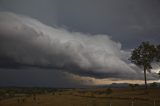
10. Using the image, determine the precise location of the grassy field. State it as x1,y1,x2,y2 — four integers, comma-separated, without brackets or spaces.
0,88,160,106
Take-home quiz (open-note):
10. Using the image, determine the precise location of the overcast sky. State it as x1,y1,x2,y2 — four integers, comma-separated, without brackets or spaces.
0,0,160,87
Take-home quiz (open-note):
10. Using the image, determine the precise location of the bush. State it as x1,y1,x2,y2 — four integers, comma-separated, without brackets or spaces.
128,84,140,90
150,82,158,88
106,88,112,94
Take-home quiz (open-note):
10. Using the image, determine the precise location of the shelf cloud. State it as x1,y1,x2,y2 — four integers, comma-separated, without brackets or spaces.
0,12,158,80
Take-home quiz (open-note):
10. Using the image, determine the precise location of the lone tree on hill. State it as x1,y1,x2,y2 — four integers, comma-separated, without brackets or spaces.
130,42,157,89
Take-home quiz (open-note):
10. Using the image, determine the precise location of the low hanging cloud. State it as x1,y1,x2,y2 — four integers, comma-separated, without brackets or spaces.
0,12,158,80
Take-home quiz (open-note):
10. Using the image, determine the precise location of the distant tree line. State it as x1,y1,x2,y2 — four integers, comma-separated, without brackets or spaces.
0,87,63,99
128,82,160,90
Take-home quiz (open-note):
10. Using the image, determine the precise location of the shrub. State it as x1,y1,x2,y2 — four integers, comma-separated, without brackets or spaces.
150,82,158,88
106,88,112,94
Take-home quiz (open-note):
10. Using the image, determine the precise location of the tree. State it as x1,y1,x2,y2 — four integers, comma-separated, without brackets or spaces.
156,44,160,62
130,42,157,89
156,45,160,78
134,84,140,88
158,71,160,77
150,82,158,88
106,88,112,94
128,84,140,90
128,84,135,90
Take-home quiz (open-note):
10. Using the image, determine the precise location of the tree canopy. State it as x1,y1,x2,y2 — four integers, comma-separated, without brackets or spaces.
130,42,157,71
156,44,160,62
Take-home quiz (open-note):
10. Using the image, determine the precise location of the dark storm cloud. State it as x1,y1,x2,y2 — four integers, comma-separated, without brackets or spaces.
0,0,58,26
0,12,158,80
57,0,160,49
0,0,160,49
0,68,82,87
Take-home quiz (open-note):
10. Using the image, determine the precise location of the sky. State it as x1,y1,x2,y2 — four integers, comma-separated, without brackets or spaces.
0,0,160,87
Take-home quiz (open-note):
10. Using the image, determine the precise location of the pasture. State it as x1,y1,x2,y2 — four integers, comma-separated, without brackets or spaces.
0,88,160,106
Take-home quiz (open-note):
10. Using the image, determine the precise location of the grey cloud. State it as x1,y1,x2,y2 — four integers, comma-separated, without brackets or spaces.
0,12,158,80
57,0,160,49
0,0,58,26
0,68,82,87
1,0,160,49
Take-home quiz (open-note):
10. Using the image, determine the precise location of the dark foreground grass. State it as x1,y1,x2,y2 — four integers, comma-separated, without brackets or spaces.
0,88,160,106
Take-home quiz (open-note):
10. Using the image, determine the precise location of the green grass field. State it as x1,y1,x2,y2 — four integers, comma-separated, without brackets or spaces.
0,88,160,106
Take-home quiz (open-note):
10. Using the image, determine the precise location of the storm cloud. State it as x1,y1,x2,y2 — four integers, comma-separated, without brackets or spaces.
0,12,158,80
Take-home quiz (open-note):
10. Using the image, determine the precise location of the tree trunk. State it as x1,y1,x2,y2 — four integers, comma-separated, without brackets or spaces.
144,67,147,89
